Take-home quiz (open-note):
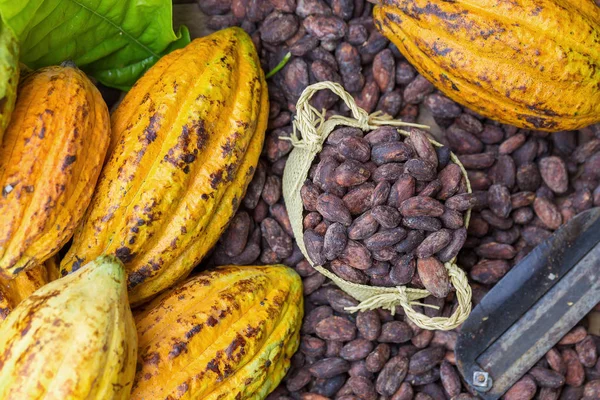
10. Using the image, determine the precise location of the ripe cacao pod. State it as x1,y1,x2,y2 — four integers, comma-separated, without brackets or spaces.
0,255,137,399
60,27,269,305
0,65,110,277
0,263,48,322
0,19,18,143
373,0,600,131
132,265,303,400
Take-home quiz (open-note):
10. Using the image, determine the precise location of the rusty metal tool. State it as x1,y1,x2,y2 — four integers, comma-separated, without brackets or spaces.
456,207,600,399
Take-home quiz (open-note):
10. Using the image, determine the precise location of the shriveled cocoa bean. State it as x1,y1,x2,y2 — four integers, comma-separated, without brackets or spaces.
388,174,416,207
371,205,402,228
395,230,425,253
403,75,435,104
434,164,463,200
405,158,437,181
348,211,379,240
403,216,442,232
445,193,477,211
475,242,516,259
371,180,391,206
315,316,357,341
490,154,516,188
341,339,375,361
576,335,598,368
559,326,588,345
417,257,450,298
440,208,463,229
364,227,407,250
488,184,512,218
408,346,445,374
437,227,467,262
409,128,438,167
447,124,484,154
533,196,562,230
338,136,371,162
338,240,372,270
372,141,414,165
304,229,326,265
323,222,348,260
366,344,391,372
503,375,536,400
529,367,565,389
331,260,369,284
539,156,569,194
365,126,401,145
415,229,452,258
440,361,461,398
399,196,445,217
373,163,404,182
376,356,409,396
458,153,496,170
317,193,353,225
390,254,416,285
563,348,585,386
308,357,351,378
335,159,371,187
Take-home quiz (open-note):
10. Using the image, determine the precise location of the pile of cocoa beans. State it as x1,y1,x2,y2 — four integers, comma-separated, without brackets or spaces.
199,0,600,398
301,127,469,299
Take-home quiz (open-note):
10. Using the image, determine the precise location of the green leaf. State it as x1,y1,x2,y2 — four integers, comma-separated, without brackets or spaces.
0,0,191,90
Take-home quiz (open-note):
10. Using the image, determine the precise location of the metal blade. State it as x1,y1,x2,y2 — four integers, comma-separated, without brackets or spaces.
456,207,600,399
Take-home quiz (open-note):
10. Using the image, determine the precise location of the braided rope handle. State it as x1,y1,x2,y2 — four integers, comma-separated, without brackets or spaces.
282,82,472,330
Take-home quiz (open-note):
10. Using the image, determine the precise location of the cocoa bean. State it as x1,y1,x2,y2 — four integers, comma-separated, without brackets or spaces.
399,196,445,217
304,229,326,265
373,163,404,182
371,205,402,228
371,181,391,206
335,159,371,187
437,227,467,262
323,222,348,260
304,15,347,40
331,260,369,284
446,124,484,154
576,335,598,368
395,230,425,253
366,344,391,372
408,346,445,374
388,174,416,207
391,382,414,400
262,218,293,258
458,153,496,169
418,179,442,198
348,211,379,240
409,128,438,167
403,75,435,104
338,240,372,269
529,367,565,389
317,193,353,225
403,216,442,231
445,193,477,211
373,49,395,93
309,357,351,378
341,182,375,215
371,141,414,165
222,211,252,257
364,227,407,250
260,12,299,44
415,229,452,258
488,184,512,218
475,242,516,259
314,157,344,196
341,339,375,361
503,375,537,400
338,136,371,162
559,326,587,345
315,316,357,341
539,156,569,194
417,257,450,298
440,361,461,398
517,163,542,192
563,348,585,387
440,208,464,229
376,356,409,396
405,159,437,181
390,254,416,285
533,196,562,230
365,126,401,145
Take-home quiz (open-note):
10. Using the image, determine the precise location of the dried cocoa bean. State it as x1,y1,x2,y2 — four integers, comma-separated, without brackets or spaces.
415,229,452,258
417,257,450,298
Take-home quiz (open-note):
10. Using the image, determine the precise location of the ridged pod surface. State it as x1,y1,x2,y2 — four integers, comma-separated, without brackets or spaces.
0,19,18,143
60,27,268,305
0,65,110,277
373,0,600,131
131,265,303,400
0,263,48,322
0,256,137,399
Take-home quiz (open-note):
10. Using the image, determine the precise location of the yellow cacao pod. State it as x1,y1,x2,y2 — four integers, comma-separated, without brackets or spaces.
0,19,18,143
0,263,48,323
132,265,303,400
0,255,137,399
60,27,269,305
0,65,110,277
373,0,600,131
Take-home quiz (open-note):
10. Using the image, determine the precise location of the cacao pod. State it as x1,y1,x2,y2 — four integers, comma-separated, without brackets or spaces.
373,0,600,131
60,27,269,305
131,265,303,400
0,65,110,277
0,255,137,399
0,263,48,323
0,19,18,143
